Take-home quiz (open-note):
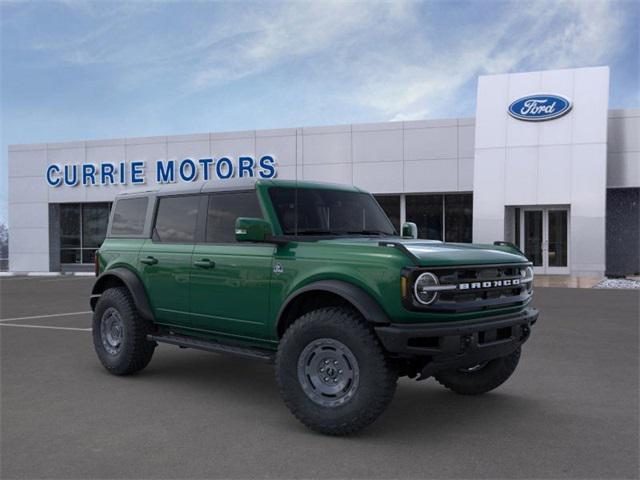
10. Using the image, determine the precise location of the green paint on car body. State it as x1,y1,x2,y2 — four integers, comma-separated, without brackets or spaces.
92,179,538,435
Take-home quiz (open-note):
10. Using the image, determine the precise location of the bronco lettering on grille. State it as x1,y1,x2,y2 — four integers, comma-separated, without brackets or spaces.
458,278,521,290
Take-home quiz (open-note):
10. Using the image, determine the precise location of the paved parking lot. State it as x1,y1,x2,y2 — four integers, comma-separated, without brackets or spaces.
1,276,638,479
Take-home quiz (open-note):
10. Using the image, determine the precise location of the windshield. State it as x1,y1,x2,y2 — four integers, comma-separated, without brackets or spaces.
268,187,396,236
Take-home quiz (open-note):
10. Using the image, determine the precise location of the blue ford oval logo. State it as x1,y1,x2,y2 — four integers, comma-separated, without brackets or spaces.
508,94,572,121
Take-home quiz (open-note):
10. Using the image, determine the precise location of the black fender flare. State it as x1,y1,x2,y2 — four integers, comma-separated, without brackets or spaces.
90,268,154,322
276,280,390,336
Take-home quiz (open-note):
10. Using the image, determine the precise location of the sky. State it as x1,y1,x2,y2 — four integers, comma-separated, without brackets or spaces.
1,0,638,226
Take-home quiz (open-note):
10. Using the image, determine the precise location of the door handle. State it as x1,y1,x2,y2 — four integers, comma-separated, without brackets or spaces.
193,259,215,269
140,256,158,265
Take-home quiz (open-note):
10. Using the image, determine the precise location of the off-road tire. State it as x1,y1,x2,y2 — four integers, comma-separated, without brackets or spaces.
434,348,521,395
276,307,397,436
92,286,155,375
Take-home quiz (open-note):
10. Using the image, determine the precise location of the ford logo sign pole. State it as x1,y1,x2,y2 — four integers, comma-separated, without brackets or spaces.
508,94,572,121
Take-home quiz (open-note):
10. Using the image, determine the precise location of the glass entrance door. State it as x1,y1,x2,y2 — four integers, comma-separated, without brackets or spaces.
523,210,543,269
547,210,569,273
519,208,569,274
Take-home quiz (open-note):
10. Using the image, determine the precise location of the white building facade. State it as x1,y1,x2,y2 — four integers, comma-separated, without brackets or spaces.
8,66,640,276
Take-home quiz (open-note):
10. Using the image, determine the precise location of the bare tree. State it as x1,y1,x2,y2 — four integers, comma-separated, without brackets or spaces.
0,222,8,260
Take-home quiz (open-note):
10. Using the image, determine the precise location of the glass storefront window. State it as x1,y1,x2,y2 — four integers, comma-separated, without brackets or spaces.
374,195,400,232
82,204,111,248
405,193,473,242
60,249,81,264
60,204,81,248
444,194,473,243
406,194,443,240
60,203,111,264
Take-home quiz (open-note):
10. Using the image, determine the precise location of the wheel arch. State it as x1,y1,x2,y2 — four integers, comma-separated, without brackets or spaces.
90,267,154,322
276,280,390,338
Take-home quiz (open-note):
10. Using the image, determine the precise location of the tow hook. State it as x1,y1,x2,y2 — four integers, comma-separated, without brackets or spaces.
460,335,472,353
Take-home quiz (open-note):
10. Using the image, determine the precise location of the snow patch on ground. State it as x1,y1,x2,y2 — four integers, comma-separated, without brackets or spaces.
593,278,640,289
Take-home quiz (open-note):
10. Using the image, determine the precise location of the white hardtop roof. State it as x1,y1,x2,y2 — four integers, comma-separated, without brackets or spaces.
113,178,364,200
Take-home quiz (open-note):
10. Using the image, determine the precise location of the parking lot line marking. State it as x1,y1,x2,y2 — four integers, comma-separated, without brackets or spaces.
0,311,92,323
0,323,91,332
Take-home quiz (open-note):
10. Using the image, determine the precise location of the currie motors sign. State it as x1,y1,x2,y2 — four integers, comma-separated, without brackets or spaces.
45,155,277,187
508,94,572,121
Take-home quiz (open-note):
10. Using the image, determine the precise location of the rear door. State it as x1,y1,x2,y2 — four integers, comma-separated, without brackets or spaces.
189,190,274,339
139,194,204,328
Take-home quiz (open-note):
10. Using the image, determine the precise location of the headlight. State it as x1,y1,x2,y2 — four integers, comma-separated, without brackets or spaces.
520,266,534,282
521,266,534,291
413,272,440,305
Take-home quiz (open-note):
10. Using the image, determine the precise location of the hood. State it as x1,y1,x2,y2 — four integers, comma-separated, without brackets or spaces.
318,237,527,267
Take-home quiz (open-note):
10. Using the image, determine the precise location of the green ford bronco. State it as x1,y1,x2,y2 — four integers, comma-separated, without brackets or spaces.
91,179,538,435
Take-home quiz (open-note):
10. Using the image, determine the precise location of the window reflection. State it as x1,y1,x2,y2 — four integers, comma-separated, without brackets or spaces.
60,203,111,264
405,193,472,242
60,204,81,248
83,204,110,248
153,196,200,244
374,195,400,232
207,192,263,243
548,210,568,267
406,194,443,240
445,194,473,243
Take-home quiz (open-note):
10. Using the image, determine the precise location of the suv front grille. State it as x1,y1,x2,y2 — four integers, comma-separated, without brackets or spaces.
406,263,533,313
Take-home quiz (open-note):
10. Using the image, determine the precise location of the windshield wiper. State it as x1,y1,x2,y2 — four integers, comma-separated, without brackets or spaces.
296,229,344,235
346,230,391,236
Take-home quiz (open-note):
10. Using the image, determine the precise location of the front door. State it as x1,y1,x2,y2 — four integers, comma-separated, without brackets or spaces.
189,190,274,340
519,208,569,274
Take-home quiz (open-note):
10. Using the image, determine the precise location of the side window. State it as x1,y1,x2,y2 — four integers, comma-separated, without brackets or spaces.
206,191,263,243
153,195,200,243
110,197,148,236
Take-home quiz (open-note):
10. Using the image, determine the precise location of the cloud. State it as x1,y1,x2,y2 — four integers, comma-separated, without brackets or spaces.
3,0,632,122
189,1,414,91
349,0,626,121
18,1,413,86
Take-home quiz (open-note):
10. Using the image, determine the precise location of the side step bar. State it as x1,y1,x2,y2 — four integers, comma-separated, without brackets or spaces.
147,333,275,363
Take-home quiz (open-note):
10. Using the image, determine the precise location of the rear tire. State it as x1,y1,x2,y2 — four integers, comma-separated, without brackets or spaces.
434,348,521,395
276,307,397,436
92,287,155,375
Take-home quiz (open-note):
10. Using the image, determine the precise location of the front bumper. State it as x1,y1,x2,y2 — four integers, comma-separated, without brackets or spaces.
375,307,538,379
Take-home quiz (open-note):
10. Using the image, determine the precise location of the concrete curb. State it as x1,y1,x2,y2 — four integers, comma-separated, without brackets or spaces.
0,272,94,277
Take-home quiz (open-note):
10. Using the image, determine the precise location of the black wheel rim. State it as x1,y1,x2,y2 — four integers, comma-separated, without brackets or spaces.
297,338,360,407
100,307,124,355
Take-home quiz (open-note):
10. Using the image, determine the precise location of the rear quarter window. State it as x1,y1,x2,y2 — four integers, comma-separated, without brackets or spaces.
110,197,148,236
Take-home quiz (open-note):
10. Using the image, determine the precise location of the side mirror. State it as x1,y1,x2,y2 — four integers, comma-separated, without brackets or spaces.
401,222,418,239
493,240,524,255
235,217,272,242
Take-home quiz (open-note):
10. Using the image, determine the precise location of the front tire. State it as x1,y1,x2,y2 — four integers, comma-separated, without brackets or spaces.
276,307,397,436
92,287,155,375
434,348,521,395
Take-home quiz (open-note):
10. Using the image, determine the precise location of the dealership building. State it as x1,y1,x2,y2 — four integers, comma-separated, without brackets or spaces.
7,66,640,276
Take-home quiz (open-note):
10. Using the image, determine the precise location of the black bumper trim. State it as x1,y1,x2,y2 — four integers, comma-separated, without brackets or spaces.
375,308,538,378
